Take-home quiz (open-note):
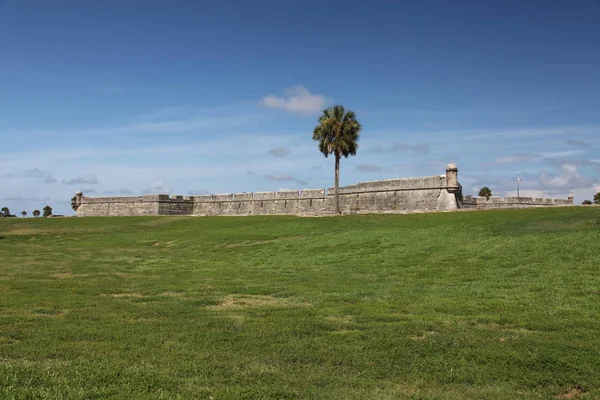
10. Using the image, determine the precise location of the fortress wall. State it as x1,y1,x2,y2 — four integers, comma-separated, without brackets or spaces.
335,176,447,194
465,196,573,209
75,173,461,217
252,192,277,200
189,180,456,216
76,195,160,217
337,188,456,214
232,193,253,200
158,197,194,215
301,189,325,198
192,195,330,216
74,165,573,217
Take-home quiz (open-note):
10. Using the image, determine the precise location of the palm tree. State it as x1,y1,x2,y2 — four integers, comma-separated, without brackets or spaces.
21,211,27,217
43,205,53,218
33,210,41,217
478,187,492,200
312,105,362,214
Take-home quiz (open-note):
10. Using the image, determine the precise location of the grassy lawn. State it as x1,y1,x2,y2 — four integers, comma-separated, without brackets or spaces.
1,207,599,399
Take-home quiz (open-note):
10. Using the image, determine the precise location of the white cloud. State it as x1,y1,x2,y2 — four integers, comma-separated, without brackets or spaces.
260,86,327,114
142,182,172,194
494,153,541,164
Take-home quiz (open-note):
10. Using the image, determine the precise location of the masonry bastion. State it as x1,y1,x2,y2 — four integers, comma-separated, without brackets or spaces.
73,165,573,217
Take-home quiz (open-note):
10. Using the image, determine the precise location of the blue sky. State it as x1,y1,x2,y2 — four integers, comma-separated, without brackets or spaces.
1,0,599,215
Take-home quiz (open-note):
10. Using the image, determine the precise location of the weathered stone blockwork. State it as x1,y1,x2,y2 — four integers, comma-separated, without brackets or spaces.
461,195,573,209
74,165,573,217
76,195,160,217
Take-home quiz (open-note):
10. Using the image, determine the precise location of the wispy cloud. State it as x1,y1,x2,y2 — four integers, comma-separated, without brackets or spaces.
391,142,430,154
24,168,45,178
371,142,430,155
567,138,590,147
268,147,291,157
354,163,382,172
493,153,541,164
0,195,51,202
264,174,307,185
460,125,600,141
492,150,584,165
61,176,100,185
260,86,327,115
188,189,209,195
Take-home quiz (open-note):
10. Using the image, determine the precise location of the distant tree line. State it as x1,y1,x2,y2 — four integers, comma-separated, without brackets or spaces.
0,206,52,218
582,192,600,205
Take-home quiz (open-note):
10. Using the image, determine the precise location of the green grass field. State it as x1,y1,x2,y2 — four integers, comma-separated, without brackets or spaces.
1,207,599,399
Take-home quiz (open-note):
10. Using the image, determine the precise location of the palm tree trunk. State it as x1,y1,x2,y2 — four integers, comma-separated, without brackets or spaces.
334,153,341,214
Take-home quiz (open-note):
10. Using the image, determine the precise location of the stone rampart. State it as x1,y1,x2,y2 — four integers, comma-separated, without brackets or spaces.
461,195,573,209
74,165,574,217
76,195,160,217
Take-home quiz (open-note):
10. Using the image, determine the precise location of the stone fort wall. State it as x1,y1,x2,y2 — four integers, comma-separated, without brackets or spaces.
74,165,573,217
461,195,573,209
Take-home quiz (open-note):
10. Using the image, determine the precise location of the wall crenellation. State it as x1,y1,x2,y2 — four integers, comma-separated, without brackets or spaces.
75,165,574,217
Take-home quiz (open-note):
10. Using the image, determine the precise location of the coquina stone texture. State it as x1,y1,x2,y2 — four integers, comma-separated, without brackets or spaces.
74,165,573,217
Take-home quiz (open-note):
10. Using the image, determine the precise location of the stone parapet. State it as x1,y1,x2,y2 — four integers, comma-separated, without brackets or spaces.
330,175,447,195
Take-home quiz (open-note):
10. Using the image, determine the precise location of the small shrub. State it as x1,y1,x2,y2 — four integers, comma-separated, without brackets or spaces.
582,200,593,205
